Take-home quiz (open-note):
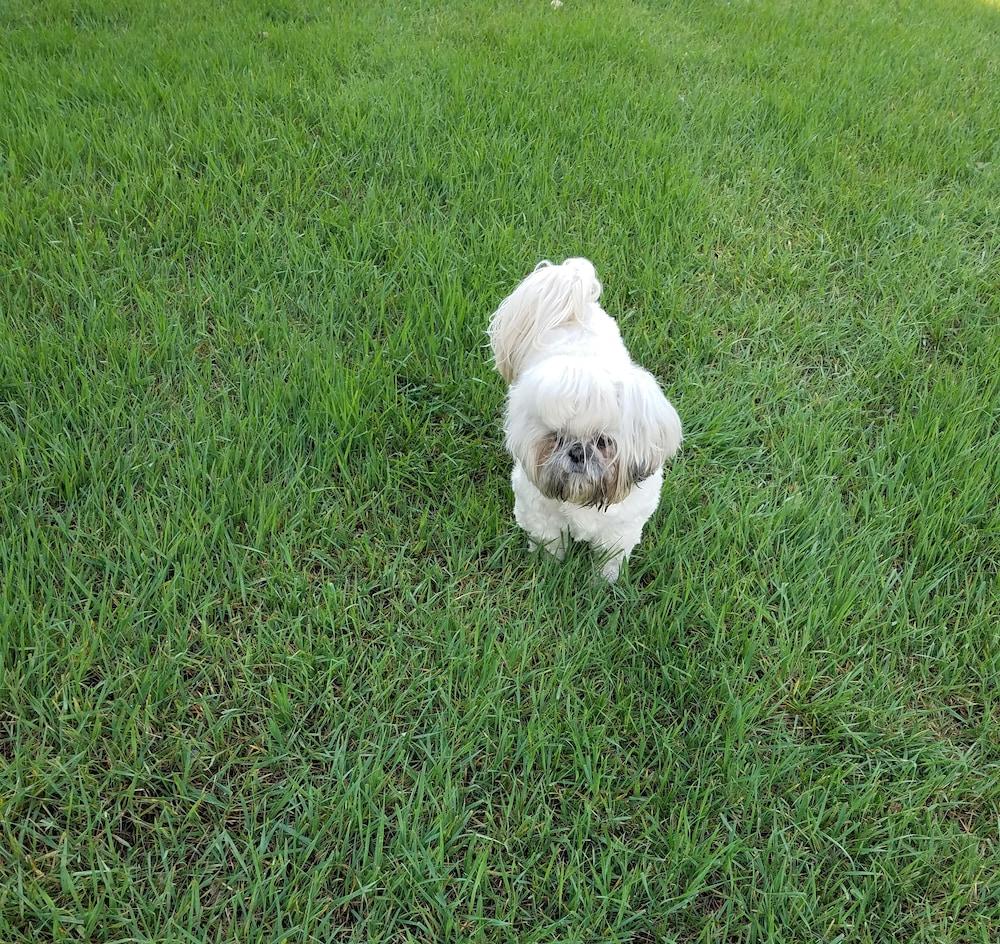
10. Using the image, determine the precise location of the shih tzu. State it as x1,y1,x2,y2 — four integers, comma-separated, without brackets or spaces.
489,258,682,582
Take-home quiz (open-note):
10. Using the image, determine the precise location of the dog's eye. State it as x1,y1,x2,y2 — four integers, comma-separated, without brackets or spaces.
596,435,608,450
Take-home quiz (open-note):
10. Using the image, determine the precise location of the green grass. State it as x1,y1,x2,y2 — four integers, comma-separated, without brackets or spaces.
1,0,999,939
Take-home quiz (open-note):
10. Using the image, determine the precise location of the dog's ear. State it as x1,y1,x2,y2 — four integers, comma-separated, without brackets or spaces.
488,259,602,383
616,366,682,472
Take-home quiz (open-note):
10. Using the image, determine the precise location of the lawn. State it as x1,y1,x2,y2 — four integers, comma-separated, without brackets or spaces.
1,0,998,940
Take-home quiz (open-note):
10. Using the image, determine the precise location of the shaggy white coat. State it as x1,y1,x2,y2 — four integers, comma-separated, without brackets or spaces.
489,258,682,581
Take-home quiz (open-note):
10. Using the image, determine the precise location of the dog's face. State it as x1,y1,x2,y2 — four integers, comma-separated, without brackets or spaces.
533,431,651,508
504,356,681,508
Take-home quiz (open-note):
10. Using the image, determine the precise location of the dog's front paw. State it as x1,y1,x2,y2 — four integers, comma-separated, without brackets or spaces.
599,554,624,583
528,535,566,561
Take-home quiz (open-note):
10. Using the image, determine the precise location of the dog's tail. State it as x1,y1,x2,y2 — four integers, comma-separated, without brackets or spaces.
488,257,602,383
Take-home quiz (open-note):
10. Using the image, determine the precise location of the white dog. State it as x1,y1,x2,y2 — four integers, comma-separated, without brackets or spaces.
489,258,682,582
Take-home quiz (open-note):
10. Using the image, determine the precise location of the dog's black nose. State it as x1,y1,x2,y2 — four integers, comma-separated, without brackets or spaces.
568,442,585,465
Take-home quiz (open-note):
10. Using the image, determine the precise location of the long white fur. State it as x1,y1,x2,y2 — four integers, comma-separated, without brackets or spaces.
489,257,682,582
488,259,604,383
